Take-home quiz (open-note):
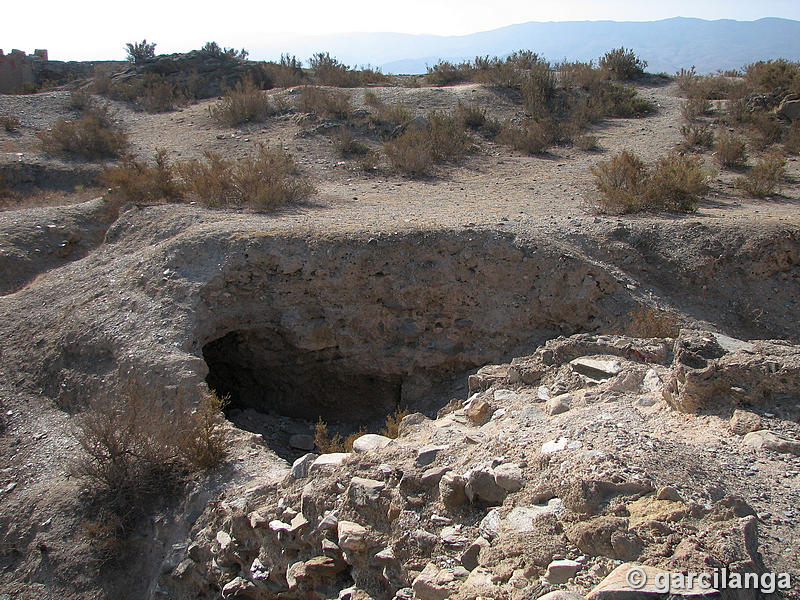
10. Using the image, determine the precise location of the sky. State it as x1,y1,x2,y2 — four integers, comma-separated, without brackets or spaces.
4,0,800,61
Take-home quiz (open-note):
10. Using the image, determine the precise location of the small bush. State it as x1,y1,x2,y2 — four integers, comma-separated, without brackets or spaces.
383,127,434,176
125,39,156,64
591,150,649,213
379,407,409,439
139,76,184,112
784,122,800,154
359,150,381,172
600,47,647,81
428,110,473,160
209,78,274,126
297,86,350,119
69,88,93,111
179,391,229,470
269,54,305,87
200,41,248,60
576,134,599,151
1,114,20,132
332,127,369,157
646,151,709,212
100,149,182,202
748,111,783,150
178,145,314,210
680,124,714,150
735,152,787,198
498,119,554,155
681,97,712,121
744,59,800,98
314,418,345,453
37,105,127,159
714,131,748,168
456,101,487,129
363,89,380,106
426,60,473,86
605,84,657,117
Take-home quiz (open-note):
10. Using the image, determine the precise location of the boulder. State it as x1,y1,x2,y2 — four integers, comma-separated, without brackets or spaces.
465,467,508,505
439,472,467,509
493,463,524,492
546,393,571,416
352,433,392,454
465,397,493,424
504,500,563,532
416,445,449,467
310,452,350,472
478,509,501,541
729,410,762,435
348,477,385,505
337,521,368,551
291,452,318,478
545,559,582,584
412,563,457,600
460,536,490,570
777,97,800,121
743,430,800,455
570,358,623,380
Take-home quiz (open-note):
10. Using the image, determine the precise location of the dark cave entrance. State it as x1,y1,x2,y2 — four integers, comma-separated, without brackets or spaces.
202,329,403,460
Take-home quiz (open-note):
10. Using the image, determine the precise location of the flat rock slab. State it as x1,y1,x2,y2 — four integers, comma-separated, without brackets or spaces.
310,452,351,472
570,357,623,380
352,433,392,454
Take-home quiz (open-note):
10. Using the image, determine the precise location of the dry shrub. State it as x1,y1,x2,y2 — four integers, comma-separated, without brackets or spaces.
499,119,554,155
359,150,381,172
646,151,709,212
576,134,599,151
426,60,474,86
383,128,434,176
368,99,413,130
681,97,712,121
599,47,647,81
605,84,656,117
69,88,93,111
1,114,20,132
269,54,305,87
314,418,345,453
680,124,714,150
139,76,184,112
100,149,182,202
332,127,369,157
591,150,708,213
744,59,800,98
71,388,227,535
209,77,274,126
714,131,748,168
380,407,409,439
309,52,389,87
559,60,606,91
677,67,740,100
784,122,800,154
747,111,784,150
735,152,787,198
591,150,648,212
297,86,351,119
456,101,487,129
37,105,127,159
623,306,681,338
178,145,314,210
428,110,473,159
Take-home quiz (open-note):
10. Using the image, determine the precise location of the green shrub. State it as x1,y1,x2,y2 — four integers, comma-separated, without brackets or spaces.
178,145,314,210
714,131,748,168
600,47,647,81
1,114,20,132
297,86,351,119
125,39,156,64
200,41,248,60
209,77,274,126
37,105,127,159
100,149,182,202
735,152,787,197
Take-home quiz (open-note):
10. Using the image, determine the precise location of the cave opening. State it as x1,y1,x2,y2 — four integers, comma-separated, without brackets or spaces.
202,329,404,461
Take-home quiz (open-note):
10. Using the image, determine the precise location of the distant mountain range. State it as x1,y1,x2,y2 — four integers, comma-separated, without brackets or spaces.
246,17,800,75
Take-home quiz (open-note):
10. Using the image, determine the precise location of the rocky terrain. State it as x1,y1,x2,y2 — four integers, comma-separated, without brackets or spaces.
0,59,799,600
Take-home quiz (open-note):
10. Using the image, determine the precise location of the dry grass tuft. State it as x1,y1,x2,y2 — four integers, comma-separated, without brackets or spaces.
1,114,20,132
209,77,276,126
100,149,183,203
297,86,351,119
714,131,748,169
734,152,787,198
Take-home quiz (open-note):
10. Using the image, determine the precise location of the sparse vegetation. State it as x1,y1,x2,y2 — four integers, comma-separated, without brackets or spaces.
314,417,345,453
308,52,389,87
200,41,248,60
714,131,748,168
125,39,156,64
297,86,351,119
681,97,713,121
332,127,369,157
576,134,599,151
784,122,800,154
380,406,409,439
177,145,315,210
1,114,20,132
69,88,93,111
269,54,305,87
383,128,434,176
383,110,473,175
37,105,127,159
498,119,554,155
209,77,276,126
735,152,787,198
591,150,649,213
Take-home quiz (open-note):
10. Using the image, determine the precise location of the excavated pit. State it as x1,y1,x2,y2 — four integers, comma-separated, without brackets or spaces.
203,328,403,425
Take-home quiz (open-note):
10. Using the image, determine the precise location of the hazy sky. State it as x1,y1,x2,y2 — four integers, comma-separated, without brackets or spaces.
5,0,800,60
